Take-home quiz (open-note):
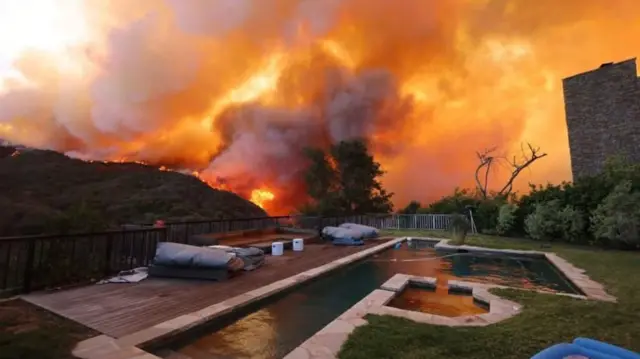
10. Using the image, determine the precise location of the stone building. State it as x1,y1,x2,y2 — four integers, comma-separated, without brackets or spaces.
562,58,640,179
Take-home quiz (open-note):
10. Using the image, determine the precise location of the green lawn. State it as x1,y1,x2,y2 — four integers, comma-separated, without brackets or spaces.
339,230,640,359
0,299,97,359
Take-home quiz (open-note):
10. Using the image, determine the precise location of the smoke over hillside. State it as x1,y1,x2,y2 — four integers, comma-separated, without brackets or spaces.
1,0,639,213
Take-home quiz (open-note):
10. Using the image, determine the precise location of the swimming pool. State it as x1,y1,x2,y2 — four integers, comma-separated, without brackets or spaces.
152,240,579,359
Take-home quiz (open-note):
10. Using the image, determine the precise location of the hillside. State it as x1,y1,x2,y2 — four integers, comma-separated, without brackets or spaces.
0,146,266,236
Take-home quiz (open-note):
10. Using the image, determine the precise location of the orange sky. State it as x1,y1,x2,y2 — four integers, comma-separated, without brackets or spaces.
0,0,639,214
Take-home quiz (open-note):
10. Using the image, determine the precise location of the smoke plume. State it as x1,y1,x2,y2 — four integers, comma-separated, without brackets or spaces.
1,0,639,213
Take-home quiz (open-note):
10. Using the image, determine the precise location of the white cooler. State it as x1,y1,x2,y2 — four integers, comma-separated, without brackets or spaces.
292,238,304,252
271,241,284,256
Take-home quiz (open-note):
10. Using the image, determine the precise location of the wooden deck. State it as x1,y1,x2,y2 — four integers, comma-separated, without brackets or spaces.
23,240,391,338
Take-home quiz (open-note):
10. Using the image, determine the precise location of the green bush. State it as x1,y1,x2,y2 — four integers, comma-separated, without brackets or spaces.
475,197,505,232
524,200,563,241
558,205,587,243
591,181,640,249
524,200,587,242
420,188,505,233
496,203,518,236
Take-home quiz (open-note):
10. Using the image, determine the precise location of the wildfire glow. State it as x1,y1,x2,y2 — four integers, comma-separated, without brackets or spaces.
0,0,89,77
250,189,276,210
1,1,639,214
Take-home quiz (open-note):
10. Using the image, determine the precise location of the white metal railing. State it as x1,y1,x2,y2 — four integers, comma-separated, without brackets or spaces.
288,214,454,231
378,214,452,230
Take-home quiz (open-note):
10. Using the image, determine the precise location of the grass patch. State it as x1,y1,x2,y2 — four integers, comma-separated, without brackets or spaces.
0,299,97,359
339,231,640,359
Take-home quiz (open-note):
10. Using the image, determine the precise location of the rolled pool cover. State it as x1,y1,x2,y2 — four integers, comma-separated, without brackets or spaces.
322,226,365,245
208,245,265,271
339,223,379,238
152,242,243,271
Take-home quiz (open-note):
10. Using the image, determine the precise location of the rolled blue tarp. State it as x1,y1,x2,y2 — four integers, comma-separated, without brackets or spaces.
339,223,379,238
322,226,364,239
322,226,365,245
153,242,234,269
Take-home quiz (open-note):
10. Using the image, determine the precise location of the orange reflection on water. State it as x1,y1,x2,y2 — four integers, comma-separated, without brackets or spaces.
370,242,568,293
178,308,277,359
388,286,488,317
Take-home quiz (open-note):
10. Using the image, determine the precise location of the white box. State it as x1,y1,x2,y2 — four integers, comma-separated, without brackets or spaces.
292,238,304,252
271,241,284,256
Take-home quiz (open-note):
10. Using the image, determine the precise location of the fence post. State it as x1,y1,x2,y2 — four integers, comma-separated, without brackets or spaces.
104,233,113,276
22,238,36,293
316,216,324,237
183,223,190,244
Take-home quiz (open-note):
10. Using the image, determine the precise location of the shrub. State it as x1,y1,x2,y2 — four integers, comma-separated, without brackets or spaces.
524,200,563,241
449,214,471,245
420,188,504,233
558,205,587,243
496,203,518,236
475,197,505,233
591,181,640,249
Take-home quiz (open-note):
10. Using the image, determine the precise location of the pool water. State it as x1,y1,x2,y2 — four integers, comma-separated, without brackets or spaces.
387,284,489,317
155,240,579,359
371,240,579,293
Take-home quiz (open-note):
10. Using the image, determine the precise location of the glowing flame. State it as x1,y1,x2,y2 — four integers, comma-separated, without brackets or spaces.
1,1,640,213
250,189,275,209
201,52,286,128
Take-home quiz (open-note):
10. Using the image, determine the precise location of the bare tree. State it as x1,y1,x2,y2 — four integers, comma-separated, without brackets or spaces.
474,147,497,199
474,143,547,199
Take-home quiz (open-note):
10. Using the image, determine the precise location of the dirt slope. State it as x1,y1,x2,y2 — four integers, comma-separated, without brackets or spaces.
0,147,266,235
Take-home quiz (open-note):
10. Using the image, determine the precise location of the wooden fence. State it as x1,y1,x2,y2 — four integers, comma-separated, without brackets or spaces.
0,214,453,295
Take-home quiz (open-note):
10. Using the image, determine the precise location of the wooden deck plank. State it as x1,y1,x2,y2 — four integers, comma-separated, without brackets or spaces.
23,240,390,338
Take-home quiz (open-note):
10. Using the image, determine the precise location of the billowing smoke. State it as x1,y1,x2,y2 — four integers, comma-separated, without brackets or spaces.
1,0,640,213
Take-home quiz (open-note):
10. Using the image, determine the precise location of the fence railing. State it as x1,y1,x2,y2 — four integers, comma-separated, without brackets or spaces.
0,214,453,295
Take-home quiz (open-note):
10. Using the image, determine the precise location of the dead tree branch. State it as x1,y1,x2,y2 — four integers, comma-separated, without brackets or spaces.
474,147,497,199
497,143,547,197
474,143,547,198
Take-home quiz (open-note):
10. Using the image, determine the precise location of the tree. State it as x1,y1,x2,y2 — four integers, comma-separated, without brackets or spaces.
399,200,422,214
475,143,547,199
591,180,640,249
496,203,518,235
302,139,394,215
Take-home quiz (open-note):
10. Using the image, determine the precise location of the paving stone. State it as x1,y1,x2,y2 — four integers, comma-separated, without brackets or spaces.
248,279,297,299
283,346,311,359
380,274,410,292
74,335,117,352
301,343,335,359
194,302,232,320
309,332,351,354
154,314,200,331
220,293,255,308
130,353,163,359
94,346,150,359
117,326,175,347
410,276,437,287
74,345,122,359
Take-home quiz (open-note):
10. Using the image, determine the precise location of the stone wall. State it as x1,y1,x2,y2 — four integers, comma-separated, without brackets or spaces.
562,58,640,179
